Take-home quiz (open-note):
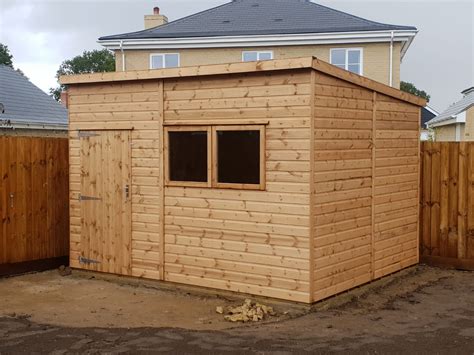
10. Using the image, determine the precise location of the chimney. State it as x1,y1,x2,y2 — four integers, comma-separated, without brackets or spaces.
60,91,69,109
144,6,168,29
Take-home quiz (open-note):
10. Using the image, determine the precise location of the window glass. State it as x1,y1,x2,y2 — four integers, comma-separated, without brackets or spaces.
258,52,273,60
164,54,179,68
168,131,208,182
348,64,361,74
151,55,164,69
348,50,360,64
217,130,260,184
243,52,258,62
331,49,346,66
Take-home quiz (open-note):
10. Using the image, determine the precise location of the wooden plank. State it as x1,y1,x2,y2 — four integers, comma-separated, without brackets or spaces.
158,80,165,280
458,143,468,258
430,142,441,256
371,91,377,279
421,142,432,256
439,143,450,256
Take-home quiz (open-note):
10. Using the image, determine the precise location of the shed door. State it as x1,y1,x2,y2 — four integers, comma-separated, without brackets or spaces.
79,130,131,275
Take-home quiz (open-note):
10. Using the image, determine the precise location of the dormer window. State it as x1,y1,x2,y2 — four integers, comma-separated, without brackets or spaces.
330,48,363,75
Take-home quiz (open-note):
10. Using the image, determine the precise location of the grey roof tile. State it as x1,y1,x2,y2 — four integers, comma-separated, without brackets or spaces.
100,0,416,40
0,65,68,129
427,91,474,126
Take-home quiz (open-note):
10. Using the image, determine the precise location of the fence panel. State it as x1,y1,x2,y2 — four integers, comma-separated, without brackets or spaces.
0,136,69,275
420,142,474,269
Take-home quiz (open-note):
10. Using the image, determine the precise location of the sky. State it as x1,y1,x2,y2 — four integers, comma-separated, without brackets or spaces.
0,0,472,111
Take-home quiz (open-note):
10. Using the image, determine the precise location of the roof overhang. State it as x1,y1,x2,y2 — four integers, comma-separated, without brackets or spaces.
98,30,418,59
60,56,426,107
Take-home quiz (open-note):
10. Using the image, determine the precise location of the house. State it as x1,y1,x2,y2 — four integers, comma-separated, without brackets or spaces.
98,0,418,88
420,105,438,141
427,87,474,141
0,65,68,136
61,57,425,303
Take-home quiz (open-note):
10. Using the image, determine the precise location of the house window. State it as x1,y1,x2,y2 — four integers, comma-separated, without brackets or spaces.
242,51,273,62
165,125,265,190
330,48,363,75
150,53,180,69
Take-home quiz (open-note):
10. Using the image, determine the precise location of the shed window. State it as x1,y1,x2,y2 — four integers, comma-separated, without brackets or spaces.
165,125,265,190
150,53,180,69
242,51,273,62
216,130,261,185
330,48,363,75
166,128,211,186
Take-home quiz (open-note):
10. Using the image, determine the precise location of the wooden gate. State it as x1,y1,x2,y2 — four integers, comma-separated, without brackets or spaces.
79,130,132,275
0,136,69,274
420,142,474,269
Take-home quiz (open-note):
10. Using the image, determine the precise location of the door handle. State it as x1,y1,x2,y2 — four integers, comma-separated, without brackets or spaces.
9,193,14,208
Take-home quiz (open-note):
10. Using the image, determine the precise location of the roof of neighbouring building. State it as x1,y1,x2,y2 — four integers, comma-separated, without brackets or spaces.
0,65,68,130
421,106,438,128
427,88,474,126
99,0,417,40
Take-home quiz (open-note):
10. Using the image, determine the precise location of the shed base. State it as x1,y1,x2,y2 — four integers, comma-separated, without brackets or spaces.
0,256,69,278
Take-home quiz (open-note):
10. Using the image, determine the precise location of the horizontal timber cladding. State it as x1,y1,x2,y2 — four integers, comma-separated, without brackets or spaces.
311,72,420,302
163,70,312,302
68,81,163,279
66,59,424,303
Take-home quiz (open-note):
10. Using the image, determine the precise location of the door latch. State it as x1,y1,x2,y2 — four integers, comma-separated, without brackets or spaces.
124,184,130,199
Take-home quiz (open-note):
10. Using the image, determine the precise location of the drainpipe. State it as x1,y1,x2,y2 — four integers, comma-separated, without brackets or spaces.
120,40,126,72
389,31,394,87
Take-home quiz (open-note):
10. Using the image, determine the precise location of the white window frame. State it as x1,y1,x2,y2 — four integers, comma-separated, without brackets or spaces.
242,51,274,62
149,53,180,69
329,48,364,76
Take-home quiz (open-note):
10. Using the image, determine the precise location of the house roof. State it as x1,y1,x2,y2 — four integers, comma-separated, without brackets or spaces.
60,57,426,107
427,89,474,126
421,105,438,128
99,0,417,41
0,65,68,130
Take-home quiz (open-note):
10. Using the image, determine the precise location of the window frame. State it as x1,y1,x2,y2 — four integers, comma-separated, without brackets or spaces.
164,125,266,190
164,126,212,188
329,48,364,75
241,51,274,62
212,125,266,191
149,53,181,69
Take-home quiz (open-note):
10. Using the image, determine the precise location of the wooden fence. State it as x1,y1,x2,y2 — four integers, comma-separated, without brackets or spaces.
420,142,474,270
0,136,69,275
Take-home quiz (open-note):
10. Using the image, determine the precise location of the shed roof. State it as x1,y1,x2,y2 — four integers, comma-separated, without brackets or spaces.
99,0,416,40
427,90,474,126
61,57,426,107
0,65,68,130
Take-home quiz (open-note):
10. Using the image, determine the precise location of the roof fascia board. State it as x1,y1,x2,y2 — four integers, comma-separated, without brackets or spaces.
99,30,417,54
1,120,68,131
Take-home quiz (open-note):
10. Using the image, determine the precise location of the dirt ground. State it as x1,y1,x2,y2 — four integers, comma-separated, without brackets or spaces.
0,265,473,354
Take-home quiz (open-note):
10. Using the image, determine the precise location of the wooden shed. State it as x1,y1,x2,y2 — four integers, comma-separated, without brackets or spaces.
61,57,425,303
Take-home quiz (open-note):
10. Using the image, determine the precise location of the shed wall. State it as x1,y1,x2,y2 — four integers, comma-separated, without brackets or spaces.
163,70,312,302
311,71,420,302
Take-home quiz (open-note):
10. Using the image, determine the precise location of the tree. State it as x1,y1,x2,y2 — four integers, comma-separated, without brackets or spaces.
0,43,14,68
50,49,115,101
400,81,430,103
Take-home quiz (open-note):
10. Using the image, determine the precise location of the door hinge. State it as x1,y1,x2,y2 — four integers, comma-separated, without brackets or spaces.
78,131,100,138
79,194,102,201
79,256,101,265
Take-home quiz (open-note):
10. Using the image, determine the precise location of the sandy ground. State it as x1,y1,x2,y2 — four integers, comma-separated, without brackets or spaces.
0,265,473,353
0,270,304,330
